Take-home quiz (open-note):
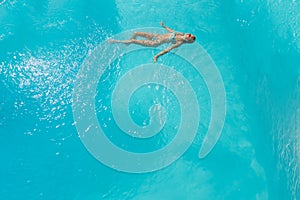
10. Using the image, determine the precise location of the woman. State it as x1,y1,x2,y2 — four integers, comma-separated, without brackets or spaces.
109,22,196,62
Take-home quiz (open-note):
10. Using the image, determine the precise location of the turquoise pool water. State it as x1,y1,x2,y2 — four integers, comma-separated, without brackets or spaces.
0,0,299,199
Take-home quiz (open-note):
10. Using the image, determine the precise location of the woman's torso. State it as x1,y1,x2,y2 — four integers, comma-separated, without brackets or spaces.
155,32,182,44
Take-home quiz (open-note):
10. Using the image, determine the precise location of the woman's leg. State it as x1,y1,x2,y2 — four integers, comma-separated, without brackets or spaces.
109,39,161,47
130,32,156,40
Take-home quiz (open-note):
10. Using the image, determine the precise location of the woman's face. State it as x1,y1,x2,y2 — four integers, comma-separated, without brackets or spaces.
185,33,196,43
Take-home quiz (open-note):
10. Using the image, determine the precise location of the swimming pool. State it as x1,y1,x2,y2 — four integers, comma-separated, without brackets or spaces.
0,0,299,199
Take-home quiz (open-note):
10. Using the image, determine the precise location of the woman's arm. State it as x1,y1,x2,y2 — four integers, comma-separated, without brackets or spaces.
153,42,183,62
160,21,175,33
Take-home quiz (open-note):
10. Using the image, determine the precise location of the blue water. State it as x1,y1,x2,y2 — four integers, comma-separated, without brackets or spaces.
0,0,299,199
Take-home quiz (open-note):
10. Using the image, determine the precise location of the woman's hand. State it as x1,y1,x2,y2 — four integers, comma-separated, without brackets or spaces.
153,56,158,62
160,21,174,33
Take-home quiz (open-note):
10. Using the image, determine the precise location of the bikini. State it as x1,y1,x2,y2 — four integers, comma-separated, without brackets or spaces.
151,32,182,44
169,32,184,44
169,32,177,44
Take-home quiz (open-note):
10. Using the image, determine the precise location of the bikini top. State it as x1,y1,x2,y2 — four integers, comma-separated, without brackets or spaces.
169,32,184,44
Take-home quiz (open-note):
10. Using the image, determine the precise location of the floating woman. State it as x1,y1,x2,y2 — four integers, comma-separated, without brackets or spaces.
109,22,196,62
